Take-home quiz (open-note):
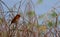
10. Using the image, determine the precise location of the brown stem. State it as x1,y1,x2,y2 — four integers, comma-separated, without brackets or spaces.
44,28,52,37
54,14,58,37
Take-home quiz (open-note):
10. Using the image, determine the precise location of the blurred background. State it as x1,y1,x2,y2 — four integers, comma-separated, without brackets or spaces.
0,0,60,37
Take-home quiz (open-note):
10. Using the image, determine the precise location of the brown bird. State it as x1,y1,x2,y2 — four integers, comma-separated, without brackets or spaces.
11,14,20,24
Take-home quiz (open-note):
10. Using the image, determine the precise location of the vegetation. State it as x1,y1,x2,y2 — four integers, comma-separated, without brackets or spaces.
0,0,60,37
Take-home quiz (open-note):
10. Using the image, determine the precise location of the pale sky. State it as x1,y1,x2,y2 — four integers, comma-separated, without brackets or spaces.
2,0,60,15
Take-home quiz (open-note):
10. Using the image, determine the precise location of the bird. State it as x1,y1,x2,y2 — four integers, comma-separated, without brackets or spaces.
11,14,20,24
